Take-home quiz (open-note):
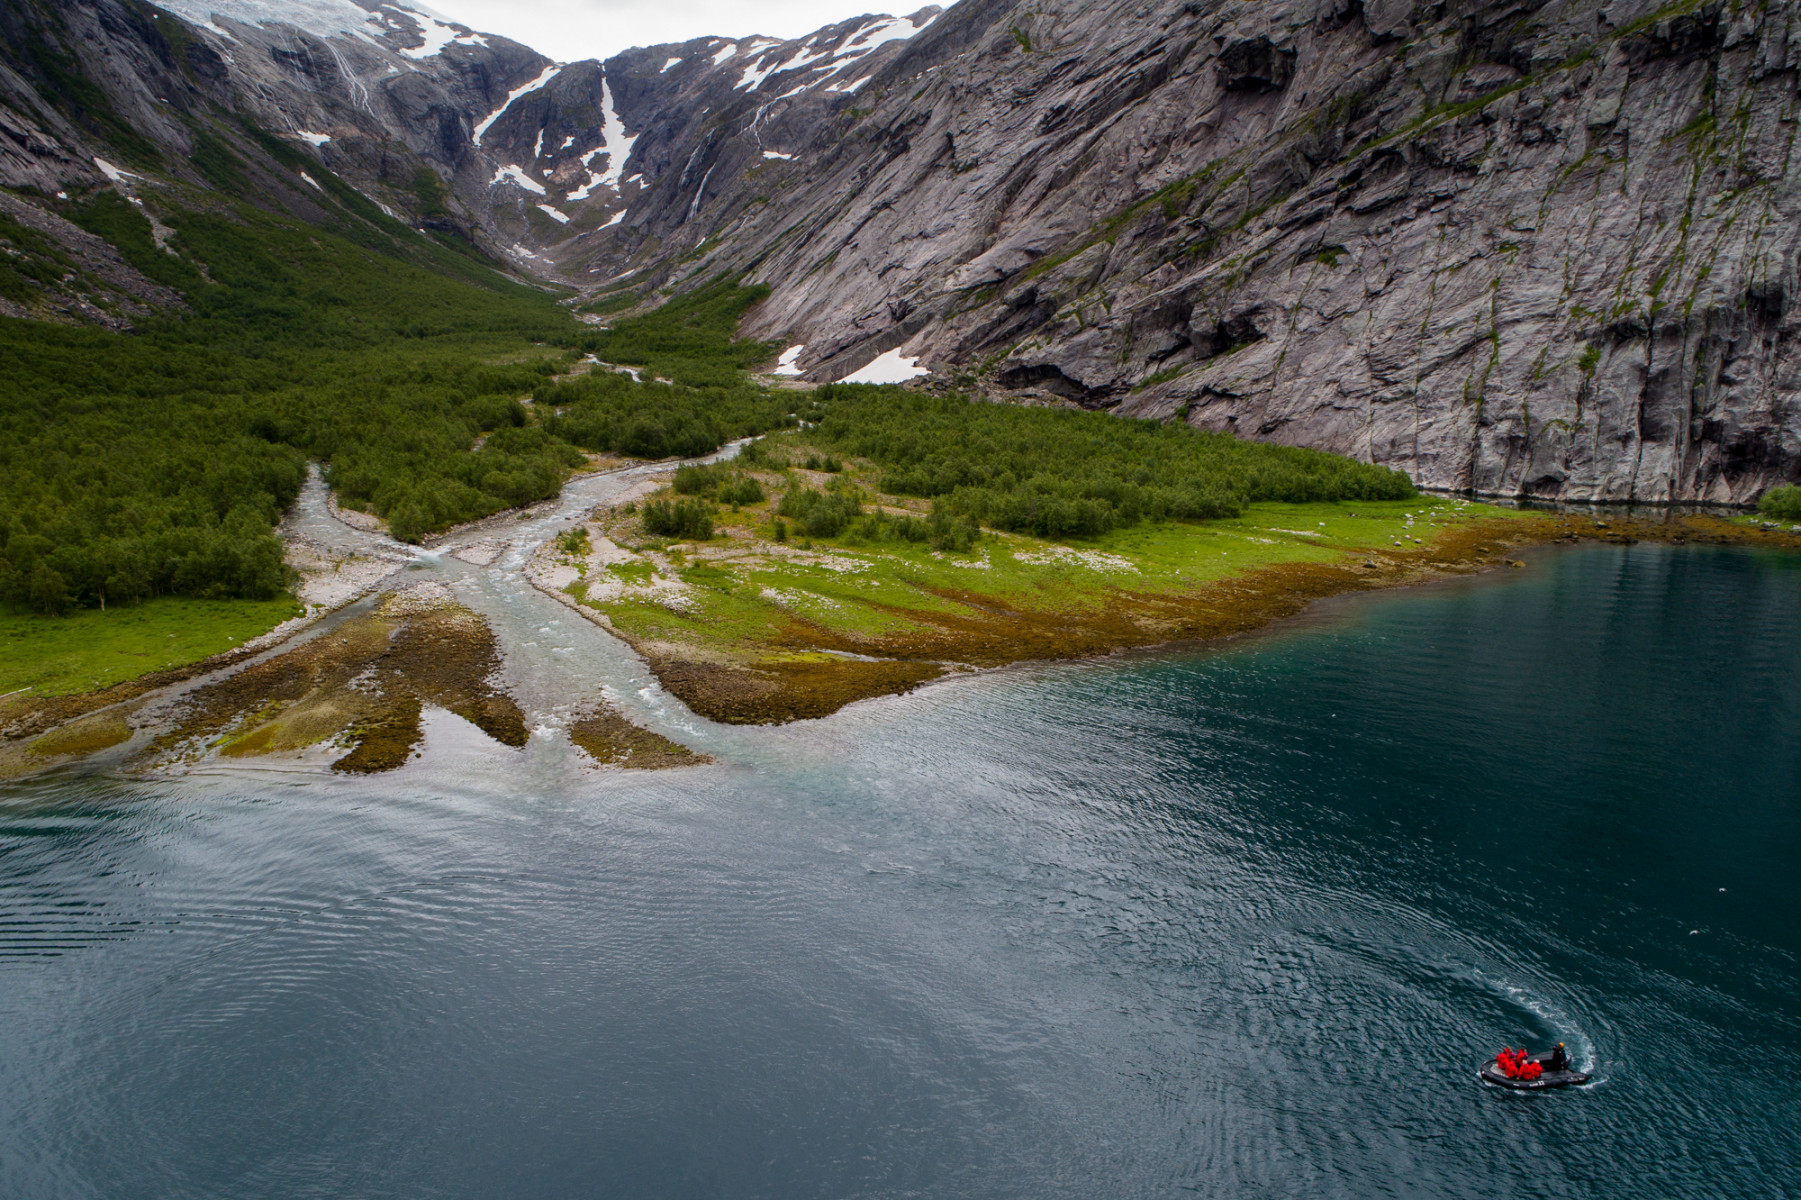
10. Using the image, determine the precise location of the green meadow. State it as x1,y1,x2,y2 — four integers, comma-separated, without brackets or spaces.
0,595,301,698
566,432,1539,673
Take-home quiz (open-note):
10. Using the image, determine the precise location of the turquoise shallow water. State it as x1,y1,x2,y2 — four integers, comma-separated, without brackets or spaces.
1,542,1797,1197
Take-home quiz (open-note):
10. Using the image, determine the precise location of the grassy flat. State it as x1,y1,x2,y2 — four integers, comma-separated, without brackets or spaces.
545,450,1550,723
593,495,1539,652
0,596,301,698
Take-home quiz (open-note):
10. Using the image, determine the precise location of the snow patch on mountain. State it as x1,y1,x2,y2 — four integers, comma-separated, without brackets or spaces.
473,64,561,147
809,12,939,87
562,74,636,202
389,7,486,59
492,164,547,195
727,12,942,99
735,58,782,92
156,0,383,43
600,77,638,187
845,349,929,384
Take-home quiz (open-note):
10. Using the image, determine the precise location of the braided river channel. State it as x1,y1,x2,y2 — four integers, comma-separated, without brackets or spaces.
2,476,1798,1197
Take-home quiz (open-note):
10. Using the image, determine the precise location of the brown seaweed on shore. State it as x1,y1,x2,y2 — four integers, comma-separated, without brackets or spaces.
637,512,1800,725
567,704,712,769
143,587,527,774
645,654,946,726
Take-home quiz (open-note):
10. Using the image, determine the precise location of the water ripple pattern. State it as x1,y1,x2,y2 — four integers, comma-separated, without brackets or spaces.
1,543,1797,1197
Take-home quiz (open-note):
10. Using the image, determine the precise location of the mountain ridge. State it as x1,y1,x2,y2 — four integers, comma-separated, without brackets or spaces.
1,0,1797,504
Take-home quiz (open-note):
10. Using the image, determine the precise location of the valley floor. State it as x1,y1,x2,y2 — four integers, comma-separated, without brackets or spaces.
6,442,1800,783
526,442,1801,725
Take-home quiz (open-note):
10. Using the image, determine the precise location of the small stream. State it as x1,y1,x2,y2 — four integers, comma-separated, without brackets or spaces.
273,449,768,769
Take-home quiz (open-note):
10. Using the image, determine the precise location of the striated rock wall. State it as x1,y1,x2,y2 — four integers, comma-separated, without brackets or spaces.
0,0,947,283
2,0,1796,501
631,0,1801,503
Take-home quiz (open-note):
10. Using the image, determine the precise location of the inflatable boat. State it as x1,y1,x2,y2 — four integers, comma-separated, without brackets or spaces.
1480,1050,1591,1090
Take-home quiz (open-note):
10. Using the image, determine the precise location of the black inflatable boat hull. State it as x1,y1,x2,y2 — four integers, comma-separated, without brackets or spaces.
1480,1051,1591,1090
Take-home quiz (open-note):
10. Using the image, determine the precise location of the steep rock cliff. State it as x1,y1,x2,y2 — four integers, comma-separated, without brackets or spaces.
0,0,1795,502
621,0,1801,503
0,0,946,278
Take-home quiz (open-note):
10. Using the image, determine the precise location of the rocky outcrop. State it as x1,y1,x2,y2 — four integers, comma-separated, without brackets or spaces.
607,0,1801,504
1,0,1796,502
0,0,948,280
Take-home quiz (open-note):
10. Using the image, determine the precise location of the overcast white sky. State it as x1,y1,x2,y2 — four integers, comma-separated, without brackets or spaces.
426,0,952,60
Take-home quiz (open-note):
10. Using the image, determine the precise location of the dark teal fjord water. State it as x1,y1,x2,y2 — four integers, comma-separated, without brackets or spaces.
2,542,1798,1199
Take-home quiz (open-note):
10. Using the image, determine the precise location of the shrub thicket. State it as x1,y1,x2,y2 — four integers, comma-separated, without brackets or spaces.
802,386,1416,538
0,199,578,612
2,166,797,614
539,369,794,459
537,284,797,459
579,276,778,386
843,507,980,552
1759,485,1801,522
777,485,864,539
673,463,765,505
641,498,715,540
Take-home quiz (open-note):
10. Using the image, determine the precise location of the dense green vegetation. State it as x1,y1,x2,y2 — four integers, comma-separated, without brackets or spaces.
641,499,716,540
0,206,803,617
774,482,979,551
776,482,866,538
673,463,765,506
798,386,1417,538
539,368,793,460
1760,485,1801,522
537,280,796,458
0,198,580,612
579,276,779,386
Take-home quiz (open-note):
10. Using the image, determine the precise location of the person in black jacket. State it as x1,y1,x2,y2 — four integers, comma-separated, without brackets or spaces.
1547,1043,1570,1072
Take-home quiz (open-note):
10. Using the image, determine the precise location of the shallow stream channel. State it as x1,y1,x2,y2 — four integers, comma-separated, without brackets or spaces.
2,477,1798,1196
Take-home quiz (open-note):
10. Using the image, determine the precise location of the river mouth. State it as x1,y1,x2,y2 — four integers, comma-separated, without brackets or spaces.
2,541,1798,1197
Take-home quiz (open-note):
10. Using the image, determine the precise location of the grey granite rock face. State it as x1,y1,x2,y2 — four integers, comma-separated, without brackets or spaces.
0,0,949,287
623,0,1801,503
1,0,1794,501
0,0,558,258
